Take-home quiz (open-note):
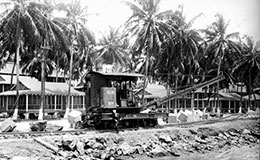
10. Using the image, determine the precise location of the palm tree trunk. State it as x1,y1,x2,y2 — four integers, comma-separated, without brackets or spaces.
167,69,170,113
167,48,170,113
13,42,20,120
64,45,74,118
141,54,149,105
39,50,46,120
248,71,252,112
56,62,59,82
174,69,178,114
216,52,224,116
239,83,243,113
39,41,49,120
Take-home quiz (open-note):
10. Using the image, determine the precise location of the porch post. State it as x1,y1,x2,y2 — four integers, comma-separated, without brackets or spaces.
25,95,28,113
82,95,85,110
25,95,29,119
191,91,194,111
71,96,74,110
197,93,199,110
54,95,57,111
6,96,8,112
228,100,231,113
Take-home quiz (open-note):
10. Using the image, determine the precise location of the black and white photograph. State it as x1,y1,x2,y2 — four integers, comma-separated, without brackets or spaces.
0,0,259,159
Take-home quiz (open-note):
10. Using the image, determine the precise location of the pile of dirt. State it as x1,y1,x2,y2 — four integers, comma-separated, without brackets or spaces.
40,119,259,160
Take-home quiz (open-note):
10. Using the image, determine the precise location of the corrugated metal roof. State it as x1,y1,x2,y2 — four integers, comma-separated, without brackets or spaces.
135,84,172,98
219,91,241,100
201,91,242,101
243,94,260,100
0,75,84,96
88,71,144,78
0,74,18,84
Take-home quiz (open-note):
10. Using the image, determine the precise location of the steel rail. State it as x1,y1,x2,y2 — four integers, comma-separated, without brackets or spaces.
0,116,258,139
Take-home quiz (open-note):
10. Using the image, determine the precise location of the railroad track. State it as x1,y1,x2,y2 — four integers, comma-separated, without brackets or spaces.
0,115,258,140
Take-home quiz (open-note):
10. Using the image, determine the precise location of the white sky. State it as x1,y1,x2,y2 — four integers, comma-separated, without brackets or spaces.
85,0,260,41
0,0,259,41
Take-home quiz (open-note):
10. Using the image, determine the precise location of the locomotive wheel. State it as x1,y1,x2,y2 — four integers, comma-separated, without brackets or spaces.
121,120,131,128
93,116,103,129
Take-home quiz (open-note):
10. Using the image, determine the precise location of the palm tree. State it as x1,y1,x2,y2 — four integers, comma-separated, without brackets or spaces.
232,36,260,112
154,5,203,112
93,27,131,72
55,0,95,117
0,0,52,119
124,0,173,104
202,14,241,114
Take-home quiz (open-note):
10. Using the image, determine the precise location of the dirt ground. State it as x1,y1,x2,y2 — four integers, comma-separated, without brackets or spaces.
125,144,259,160
0,139,54,160
0,117,259,160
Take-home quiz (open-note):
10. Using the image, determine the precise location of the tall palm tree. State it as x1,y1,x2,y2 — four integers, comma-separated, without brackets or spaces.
154,5,203,111
55,0,95,117
0,0,52,119
93,27,131,72
202,14,241,114
232,36,260,112
124,0,173,104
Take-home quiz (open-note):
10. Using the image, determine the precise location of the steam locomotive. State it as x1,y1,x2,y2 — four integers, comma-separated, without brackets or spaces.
82,71,159,129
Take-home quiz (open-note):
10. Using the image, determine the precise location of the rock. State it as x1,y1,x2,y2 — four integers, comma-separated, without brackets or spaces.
62,138,77,151
243,134,255,142
92,141,105,150
109,156,116,160
79,155,92,160
68,110,82,125
0,118,16,132
85,148,94,154
178,113,188,123
45,124,63,132
12,156,31,160
228,128,239,134
135,145,144,154
150,144,167,157
0,112,8,118
198,127,218,138
187,113,201,122
116,148,123,155
158,134,172,143
218,132,227,140
76,141,85,155
100,152,109,160
223,131,230,138
85,139,96,148
168,148,180,157
96,136,107,145
242,129,251,135
29,120,47,131
194,143,205,151
251,131,260,139
92,150,101,158
218,141,226,148
168,114,178,123
189,129,198,135
228,131,240,137
118,142,136,155
107,147,117,159
113,136,124,144
195,136,208,144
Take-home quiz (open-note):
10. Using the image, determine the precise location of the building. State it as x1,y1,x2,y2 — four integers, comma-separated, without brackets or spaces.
0,63,85,119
